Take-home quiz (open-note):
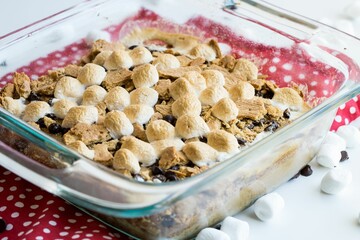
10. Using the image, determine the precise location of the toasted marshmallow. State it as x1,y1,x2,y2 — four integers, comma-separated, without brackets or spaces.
183,142,218,167
68,140,95,160
169,77,197,100
233,58,258,80
254,192,284,221
77,63,106,87
146,120,176,142
321,167,352,194
104,50,133,70
132,64,159,88
103,86,130,111
207,130,239,154
212,97,238,122
82,85,107,106
129,46,153,66
199,86,229,106
85,30,111,45
316,143,342,168
189,44,217,61
129,87,158,107
113,148,140,174
151,138,185,157
182,71,207,94
1,97,26,117
22,101,51,122
322,131,346,151
104,110,134,139
54,76,85,102
62,106,98,128
272,88,304,111
220,217,250,240
175,114,210,139
172,94,202,118
123,104,154,125
229,81,255,101
52,99,77,119
92,50,112,66
201,69,225,87
152,53,181,70
121,136,157,166
195,228,230,240
336,125,360,148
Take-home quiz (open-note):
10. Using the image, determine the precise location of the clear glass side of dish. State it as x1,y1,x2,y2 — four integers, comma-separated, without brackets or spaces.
0,0,360,239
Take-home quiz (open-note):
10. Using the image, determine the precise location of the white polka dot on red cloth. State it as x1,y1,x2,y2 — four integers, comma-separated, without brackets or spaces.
335,115,342,123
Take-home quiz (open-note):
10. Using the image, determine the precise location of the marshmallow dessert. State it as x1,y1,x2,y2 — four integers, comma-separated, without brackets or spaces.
0,32,310,181
0,1,359,239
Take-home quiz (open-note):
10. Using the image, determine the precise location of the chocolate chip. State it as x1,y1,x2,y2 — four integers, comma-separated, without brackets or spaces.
289,172,300,181
45,113,57,120
0,218,6,233
283,108,291,119
61,127,70,135
27,92,40,102
36,118,46,128
161,215,175,227
48,123,63,134
153,174,166,182
237,137,247,146
165,171,178,181
264,121,279,132
300,165,313,177
151,166,164,175
163,115,177,126
246,123,255,129
340,150,349,162
115,142,122,151
170,165,180,171
47,98,54,106
253,118,265,127
199,136,207,143
128,45,138,50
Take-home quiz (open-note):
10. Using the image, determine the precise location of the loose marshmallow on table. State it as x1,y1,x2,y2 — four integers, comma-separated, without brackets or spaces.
132,64,159,88
322,131,346,151
316,143,342,168
82,85,107,106
104,110,133,139
104,50,133,70
54,76,85,102
77,63,106,87
129,87,158,107
85,30,111,45
253,192,285,221
321,167,352,195
343,0,360,19
61,105,98,128
123,104,154,125
220,216,249,240
172,94,202,118
336,125,360,148
22,101,51,122
195,228,230,240
103,86,130,111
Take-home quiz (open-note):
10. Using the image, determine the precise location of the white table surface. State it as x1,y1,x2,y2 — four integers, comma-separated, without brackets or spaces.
0,1,359,240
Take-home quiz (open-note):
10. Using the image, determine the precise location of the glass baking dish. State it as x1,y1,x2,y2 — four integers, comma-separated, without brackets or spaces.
0,0,360,239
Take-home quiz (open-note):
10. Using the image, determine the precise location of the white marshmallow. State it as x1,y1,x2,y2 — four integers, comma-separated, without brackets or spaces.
182,71,207,94
322,131,346,151
175,114,210,139
123,104,154,125
336,125,360,148
82,85,107,106
1,97,26,117
343,1,360,19
132,64,159,88
334,19,355,35
169,77,198,100
172,94,202,118
22,101,51,122
113,148,140,174
52,99,78,119
195,228,230,240
77,63,106,87
145,120,176,142
85,30,111,45
211,98,239,122
189,44,217,61
316,143,342,168
233,59,258,80
104,110,134,139
68,140,95,160
321,167,352,195
253,192,284,221
151,138,185,157
62,106,98,128
183,142,218,167
229,82,255,101
104,50,133,70
199,86,229,106
207,130,239,154
103,86,130,111
201,70,225,87
129,46,153,66
92,50,112,66
220,217,249,240
129,87,158,107
152,53,180,70
121,136,157,166
54,76,85,102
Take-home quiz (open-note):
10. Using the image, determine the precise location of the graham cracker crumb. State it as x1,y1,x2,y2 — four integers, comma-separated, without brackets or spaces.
132,123,148,142
64,64,81,78
63,123,111,146
13,72,31,99
159,147,189,170
158,66,201,79
93,143,113,164
102,69,132,91
236,98,267,120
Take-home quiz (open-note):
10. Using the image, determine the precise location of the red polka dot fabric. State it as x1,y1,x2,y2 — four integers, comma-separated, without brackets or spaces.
0,9,359,240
